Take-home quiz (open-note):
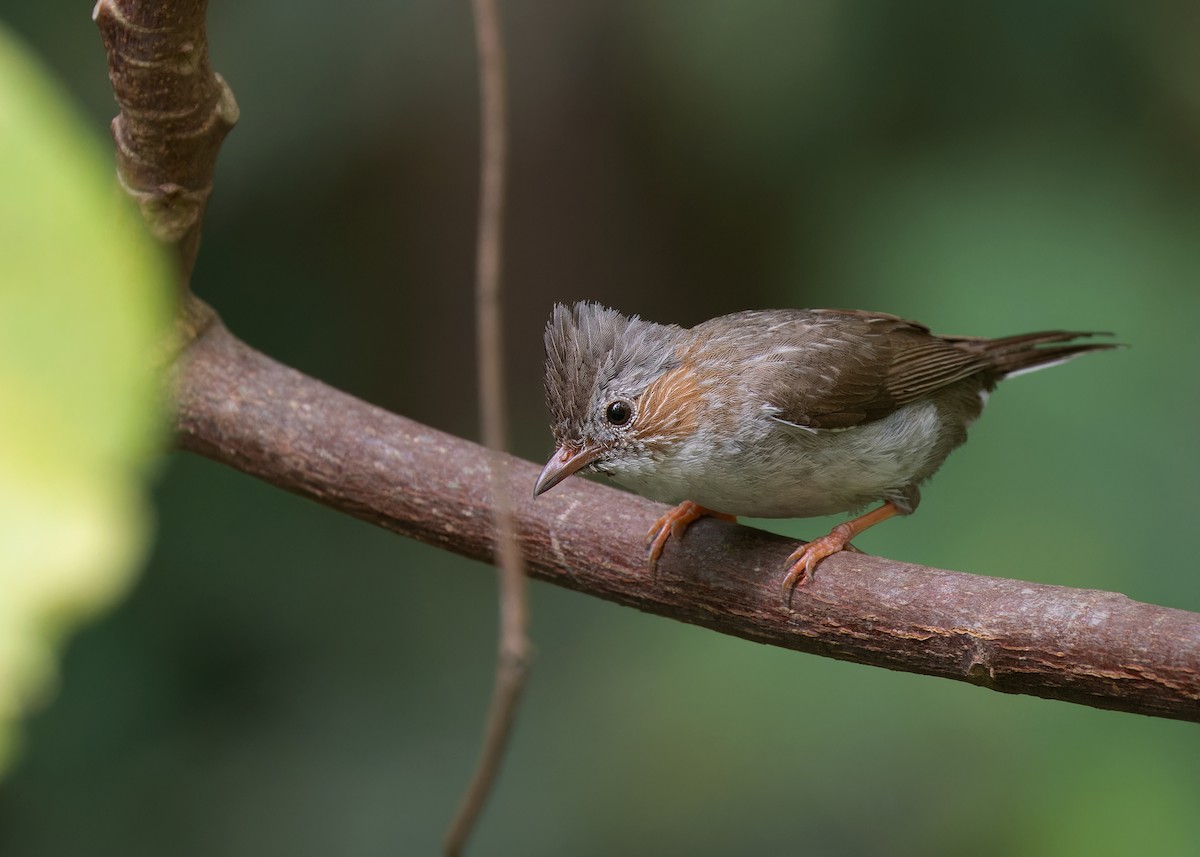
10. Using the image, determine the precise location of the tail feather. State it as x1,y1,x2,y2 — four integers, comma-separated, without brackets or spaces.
948,331,1121,380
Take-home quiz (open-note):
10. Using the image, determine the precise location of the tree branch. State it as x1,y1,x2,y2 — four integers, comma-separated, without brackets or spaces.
94,0,238,288
176,319,1200,724
444,1,529,854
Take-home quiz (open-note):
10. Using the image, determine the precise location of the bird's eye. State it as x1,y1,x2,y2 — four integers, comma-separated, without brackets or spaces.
605,400,633,426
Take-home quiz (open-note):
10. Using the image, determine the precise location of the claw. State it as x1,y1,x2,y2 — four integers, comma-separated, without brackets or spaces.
781,530,855,604
645,501,735,574
780,500,903,607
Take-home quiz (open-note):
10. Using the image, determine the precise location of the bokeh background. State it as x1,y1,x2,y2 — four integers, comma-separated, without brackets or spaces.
3,1,1199,854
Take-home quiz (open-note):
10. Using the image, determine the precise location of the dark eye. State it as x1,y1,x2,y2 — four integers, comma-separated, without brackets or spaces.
605,400,633,426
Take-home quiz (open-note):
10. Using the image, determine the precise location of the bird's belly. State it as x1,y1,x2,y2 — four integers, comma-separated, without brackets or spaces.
612,401,952,518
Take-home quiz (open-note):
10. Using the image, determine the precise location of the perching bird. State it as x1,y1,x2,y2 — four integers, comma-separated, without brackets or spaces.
534,302,1116,601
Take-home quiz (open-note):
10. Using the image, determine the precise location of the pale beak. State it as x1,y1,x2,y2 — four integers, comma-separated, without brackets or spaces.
534,445,601,496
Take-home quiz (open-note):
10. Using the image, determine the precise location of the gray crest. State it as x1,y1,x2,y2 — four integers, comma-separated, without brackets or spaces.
543,302,681,441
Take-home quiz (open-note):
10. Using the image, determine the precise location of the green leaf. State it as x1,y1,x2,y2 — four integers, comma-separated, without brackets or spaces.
0,24,174,775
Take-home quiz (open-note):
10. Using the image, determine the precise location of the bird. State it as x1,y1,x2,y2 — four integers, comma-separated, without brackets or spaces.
533,302,1117,603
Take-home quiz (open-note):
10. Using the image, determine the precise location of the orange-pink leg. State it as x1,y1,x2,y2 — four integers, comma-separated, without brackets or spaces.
645,501,736,573
781,501,902,603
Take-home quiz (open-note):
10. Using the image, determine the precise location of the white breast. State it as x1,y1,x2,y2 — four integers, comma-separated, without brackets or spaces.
609,401,949,519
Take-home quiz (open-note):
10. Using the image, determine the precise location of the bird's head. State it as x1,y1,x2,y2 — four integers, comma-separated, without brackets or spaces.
535,302,689,496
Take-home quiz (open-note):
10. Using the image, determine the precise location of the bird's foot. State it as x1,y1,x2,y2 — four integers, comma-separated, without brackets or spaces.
781,525,858,603
645,501,735,574
778,502,904,606
780,500,903,606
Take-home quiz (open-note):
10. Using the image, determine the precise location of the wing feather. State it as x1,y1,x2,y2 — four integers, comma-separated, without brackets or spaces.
690,309,994,431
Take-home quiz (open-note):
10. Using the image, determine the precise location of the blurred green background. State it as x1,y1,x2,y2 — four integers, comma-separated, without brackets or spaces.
3,1,1199,855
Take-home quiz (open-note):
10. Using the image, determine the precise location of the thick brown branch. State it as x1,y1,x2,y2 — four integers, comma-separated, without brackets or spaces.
176,320,1200,724
94,0,238,285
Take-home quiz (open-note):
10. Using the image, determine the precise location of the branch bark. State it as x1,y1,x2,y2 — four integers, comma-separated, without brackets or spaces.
94,0,237,287
176,319,1200,724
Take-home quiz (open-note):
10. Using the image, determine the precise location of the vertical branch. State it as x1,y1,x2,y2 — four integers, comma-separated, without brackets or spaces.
93,0,238,292
444,1,530,855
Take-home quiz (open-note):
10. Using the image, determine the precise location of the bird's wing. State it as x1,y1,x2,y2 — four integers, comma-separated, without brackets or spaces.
700,309,993,431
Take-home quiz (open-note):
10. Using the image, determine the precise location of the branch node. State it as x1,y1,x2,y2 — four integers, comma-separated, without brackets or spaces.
95,0,238,285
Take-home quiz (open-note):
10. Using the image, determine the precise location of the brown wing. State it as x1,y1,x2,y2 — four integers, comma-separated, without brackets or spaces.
692,309,993,430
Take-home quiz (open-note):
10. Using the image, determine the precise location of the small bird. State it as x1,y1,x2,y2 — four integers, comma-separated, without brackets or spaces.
534,302,1116,602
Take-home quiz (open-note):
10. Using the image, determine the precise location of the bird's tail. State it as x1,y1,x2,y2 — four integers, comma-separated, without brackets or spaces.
949,330,1121,380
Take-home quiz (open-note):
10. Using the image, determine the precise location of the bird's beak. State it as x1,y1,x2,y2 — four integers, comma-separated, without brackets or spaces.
534,445,600,497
